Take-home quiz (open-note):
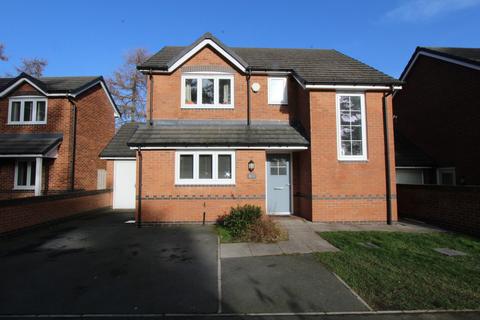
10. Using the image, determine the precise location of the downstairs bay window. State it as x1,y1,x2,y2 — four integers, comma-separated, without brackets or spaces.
181,74,234,108
336,93,367,161
175,151,235,185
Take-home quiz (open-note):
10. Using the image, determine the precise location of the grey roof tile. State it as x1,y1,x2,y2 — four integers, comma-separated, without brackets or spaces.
100,122,139,158
139,34,400,85
0,133,63,155
128,121,309,147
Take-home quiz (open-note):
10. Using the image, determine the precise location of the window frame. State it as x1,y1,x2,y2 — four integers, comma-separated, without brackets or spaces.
14,159,36,190
180,73,234,109
8,96,48,125
336,92,368,161
437,167,456,185
175,150,236,185
268,77,288,105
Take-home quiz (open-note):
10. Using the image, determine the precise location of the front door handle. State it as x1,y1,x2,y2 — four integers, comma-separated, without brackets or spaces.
274,187,284,190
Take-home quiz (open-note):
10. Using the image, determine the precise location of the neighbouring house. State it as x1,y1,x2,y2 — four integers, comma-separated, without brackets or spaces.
0,72,119,200
394,47,480,186
102,33,402,223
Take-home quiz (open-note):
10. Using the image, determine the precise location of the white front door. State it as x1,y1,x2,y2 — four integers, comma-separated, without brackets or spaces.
113,160,136,209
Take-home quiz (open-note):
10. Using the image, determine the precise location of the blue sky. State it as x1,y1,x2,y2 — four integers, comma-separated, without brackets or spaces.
0,0,479,79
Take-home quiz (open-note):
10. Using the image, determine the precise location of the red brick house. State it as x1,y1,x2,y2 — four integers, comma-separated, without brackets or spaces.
102,33,401,223
394,47,480,186
0,72,119,199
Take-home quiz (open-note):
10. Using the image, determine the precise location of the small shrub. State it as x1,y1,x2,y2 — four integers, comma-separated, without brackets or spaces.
218,204,262,238
247,217,288,243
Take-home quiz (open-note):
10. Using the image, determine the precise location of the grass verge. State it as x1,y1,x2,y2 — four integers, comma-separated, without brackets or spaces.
315,231,480,310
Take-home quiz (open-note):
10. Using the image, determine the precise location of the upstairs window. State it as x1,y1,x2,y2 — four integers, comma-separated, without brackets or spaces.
182,74,234,108
9,97,47,124
176,151,235,185
336,93,367,161
268,77,288,105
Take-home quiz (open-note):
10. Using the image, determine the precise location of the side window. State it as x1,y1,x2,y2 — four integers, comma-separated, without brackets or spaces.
268,77,288,105
336,93,367,161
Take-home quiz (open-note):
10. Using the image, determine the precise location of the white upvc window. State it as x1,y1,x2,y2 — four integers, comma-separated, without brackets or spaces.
181,73,234,108
14,159,36,190
268,77,288,105
8,97,47,124
175,151,236,185
336,93,368,161
437,167,456,185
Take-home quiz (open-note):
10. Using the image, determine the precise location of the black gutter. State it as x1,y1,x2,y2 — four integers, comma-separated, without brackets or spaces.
246,67,251,126
382,87,395,225
149,70,154,126
68,96,77,191
137,147,143,228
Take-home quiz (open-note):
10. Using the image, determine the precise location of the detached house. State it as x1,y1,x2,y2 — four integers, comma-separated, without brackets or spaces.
394,47,480,185
102,33,401,223
0,73,118,199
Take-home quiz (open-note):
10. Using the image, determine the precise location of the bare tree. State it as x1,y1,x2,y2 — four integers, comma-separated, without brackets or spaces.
16,58,48,77
107,48,150,123
0,43,7,61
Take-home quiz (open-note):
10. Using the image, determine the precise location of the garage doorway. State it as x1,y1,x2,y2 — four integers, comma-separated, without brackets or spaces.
113,160,136,209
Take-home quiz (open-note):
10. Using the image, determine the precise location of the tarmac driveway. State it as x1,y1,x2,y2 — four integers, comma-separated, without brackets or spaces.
0,211,218,314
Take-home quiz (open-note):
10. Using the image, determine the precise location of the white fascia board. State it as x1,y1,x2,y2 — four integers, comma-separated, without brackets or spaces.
0,154,43,158
401,51,480,81
305,84,402,90
0,78,49,97
100,157,136,160
129,146,308,150
168,39,247,73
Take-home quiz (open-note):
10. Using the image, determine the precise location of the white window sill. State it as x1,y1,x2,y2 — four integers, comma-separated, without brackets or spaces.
181,105,234,109
13,186,35,191
268,102,288,106
8,122,47,125
338,157,369,163
175,181,235,186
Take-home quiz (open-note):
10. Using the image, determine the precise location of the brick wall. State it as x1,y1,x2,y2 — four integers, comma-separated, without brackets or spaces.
137,150,265,222
0,190,111,234
394,55,480,185
0,82,115,195
308,91,397,222
397,184,480,237
149,46,294,122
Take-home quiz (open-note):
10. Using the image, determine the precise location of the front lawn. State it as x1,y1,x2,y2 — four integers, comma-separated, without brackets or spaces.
315,231,480,310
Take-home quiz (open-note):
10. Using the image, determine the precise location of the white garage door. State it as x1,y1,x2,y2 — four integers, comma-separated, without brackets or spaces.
113,160,136,209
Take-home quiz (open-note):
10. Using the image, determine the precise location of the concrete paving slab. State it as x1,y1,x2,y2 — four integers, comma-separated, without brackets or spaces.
278,239,312,254
249,242,283,256
222,254,370,313
221,242,251,258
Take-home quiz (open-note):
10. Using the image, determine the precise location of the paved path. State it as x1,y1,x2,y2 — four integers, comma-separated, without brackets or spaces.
221,217,338,258
221,217,441,258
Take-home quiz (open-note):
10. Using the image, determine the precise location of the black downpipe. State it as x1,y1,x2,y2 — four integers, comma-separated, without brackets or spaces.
137,147,143,228
382,88,395,225
246,68,251,126
69,97,77,191
149,71,154,126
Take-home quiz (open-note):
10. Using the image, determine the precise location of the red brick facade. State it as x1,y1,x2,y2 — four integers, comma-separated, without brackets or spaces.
394,55,480,185
0,81,115,199
138,45,397,222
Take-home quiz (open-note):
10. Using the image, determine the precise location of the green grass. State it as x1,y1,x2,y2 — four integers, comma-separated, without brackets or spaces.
215,225,234,243
315,231,480,311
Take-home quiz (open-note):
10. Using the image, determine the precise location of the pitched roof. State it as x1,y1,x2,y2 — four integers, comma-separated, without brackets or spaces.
128,120,309,148
394,131,435,167
0,133,63,155
400,47,480,80
139,33,400,86
100,122,139,158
